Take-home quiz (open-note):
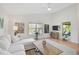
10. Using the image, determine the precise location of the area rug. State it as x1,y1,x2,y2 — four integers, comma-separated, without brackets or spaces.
46,43,63,55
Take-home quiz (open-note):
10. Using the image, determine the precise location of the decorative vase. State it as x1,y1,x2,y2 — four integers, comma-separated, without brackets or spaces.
42,40,46,46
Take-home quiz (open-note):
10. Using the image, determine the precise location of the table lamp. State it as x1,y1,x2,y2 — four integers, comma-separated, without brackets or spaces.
13,26,18,36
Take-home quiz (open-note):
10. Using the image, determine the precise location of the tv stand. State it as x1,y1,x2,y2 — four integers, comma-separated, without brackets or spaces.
50,32,59,39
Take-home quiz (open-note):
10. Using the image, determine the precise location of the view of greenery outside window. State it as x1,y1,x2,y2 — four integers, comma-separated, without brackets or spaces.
62,22,71,40
29,23,43,35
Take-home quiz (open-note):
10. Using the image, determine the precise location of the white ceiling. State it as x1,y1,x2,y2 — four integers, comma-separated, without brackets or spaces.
0,3,75,15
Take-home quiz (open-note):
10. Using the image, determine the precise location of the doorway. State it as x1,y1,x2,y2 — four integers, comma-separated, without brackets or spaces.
62,22,71,40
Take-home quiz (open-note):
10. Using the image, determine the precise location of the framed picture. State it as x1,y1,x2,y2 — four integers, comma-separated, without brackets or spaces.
0,18,4,29
15,22,24,33
44,24,49,33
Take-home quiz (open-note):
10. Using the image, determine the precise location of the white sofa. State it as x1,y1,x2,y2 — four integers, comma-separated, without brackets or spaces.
0,34,26,55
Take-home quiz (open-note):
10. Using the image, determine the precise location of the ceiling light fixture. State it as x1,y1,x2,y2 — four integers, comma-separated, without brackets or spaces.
48,3,52,11
48,8,51,11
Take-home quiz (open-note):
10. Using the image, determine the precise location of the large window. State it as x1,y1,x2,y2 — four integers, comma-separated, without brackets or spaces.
29,23,43,35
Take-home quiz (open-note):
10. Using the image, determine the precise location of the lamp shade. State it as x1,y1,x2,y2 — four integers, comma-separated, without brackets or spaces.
48,8,51,11
13,26,18,31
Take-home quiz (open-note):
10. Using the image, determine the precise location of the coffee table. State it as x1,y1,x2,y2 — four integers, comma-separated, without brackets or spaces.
33,39,63,55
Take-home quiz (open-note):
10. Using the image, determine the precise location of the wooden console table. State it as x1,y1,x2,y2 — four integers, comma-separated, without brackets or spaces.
50,32,59,39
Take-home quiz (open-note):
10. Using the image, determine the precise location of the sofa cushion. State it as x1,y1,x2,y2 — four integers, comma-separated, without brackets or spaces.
12,50,26,55
11,36,20,43
0,34,11,42
0,36,11,50
5,34,11,43
0,48,11,55
8,44,25,53
8,44,25,55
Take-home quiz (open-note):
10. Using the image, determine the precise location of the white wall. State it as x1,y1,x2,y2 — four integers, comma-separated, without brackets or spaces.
77,4,79,43
50,4,79,43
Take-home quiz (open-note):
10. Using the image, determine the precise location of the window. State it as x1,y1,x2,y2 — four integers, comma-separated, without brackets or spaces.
29,23,43,35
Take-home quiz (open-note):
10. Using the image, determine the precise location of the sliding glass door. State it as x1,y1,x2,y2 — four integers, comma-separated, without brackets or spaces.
62,22,71,40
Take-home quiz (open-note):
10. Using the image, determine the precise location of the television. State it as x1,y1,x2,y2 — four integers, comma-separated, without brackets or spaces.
52,26,59,30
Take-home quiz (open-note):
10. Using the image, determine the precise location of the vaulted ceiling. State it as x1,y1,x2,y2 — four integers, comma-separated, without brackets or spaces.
0,3,74,15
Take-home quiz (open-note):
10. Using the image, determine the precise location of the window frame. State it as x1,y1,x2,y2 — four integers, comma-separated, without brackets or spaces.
28,23,43,35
